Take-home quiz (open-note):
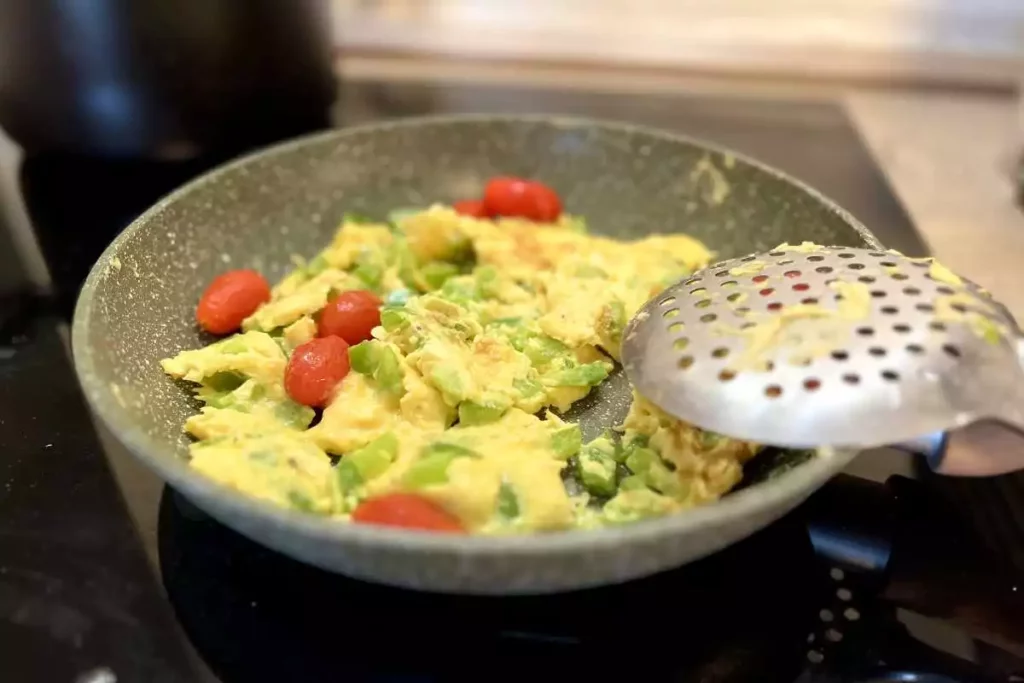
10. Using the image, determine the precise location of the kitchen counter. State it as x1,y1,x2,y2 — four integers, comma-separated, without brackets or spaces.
847,92,1024,318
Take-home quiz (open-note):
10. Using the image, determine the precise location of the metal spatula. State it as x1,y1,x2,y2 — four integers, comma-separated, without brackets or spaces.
621,245,1024,477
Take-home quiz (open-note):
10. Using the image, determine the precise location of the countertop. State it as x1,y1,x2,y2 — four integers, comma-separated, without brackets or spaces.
846,92,1024,317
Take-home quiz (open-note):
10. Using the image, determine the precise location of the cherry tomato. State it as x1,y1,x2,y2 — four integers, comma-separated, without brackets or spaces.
482,177,562,222
452,199,488,218
196,269,271,335
352,494,465,533
318,290,382,344
284,336,351,407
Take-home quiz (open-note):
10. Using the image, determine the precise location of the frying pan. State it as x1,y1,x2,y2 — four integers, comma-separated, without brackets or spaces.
72,115,877,594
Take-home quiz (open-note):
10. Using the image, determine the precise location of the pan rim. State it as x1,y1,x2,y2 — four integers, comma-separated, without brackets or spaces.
72,113,870,557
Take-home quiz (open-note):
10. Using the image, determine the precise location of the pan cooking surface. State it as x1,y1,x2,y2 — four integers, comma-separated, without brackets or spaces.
73,116,876,592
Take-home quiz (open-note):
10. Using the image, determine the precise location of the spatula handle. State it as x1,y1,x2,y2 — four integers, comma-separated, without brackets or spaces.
900,421,1024,477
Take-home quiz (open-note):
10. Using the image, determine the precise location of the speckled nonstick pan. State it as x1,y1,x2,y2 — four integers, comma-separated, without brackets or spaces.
72,115,878,594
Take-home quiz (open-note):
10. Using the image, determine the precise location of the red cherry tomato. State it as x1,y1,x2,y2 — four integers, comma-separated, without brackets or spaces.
284,336,351,407
196,269,271,335
352,494,465,533
318,290,382,344
522,181,562,222
482,177,562,222
452,199,488,218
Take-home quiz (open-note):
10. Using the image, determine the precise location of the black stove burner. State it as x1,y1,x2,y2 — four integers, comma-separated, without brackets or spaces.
157,470,1022,683
3,77,1024,683
159,490,815,682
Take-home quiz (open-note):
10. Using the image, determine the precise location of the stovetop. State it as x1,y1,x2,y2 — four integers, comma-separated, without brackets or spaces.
2,77,1024,683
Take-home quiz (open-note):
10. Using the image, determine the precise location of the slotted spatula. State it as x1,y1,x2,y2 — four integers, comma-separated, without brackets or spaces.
622,245,1024,476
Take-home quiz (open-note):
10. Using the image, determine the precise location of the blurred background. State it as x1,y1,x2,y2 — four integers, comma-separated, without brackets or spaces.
1,0,1023,308
3,4,1024,681
333,0,1024,88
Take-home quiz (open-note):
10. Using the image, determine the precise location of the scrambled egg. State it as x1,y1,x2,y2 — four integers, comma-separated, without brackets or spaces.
161,205,760,534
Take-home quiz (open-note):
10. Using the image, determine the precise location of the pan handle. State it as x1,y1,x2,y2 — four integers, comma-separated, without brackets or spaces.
897,420,1024,477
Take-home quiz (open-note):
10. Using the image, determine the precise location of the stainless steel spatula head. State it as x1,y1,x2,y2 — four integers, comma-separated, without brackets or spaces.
622,245,1024,449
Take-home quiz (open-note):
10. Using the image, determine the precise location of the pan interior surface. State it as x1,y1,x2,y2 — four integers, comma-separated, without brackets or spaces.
73,116,875,591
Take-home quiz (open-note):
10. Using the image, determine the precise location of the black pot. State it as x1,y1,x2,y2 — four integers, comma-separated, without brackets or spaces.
0,0,337,158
